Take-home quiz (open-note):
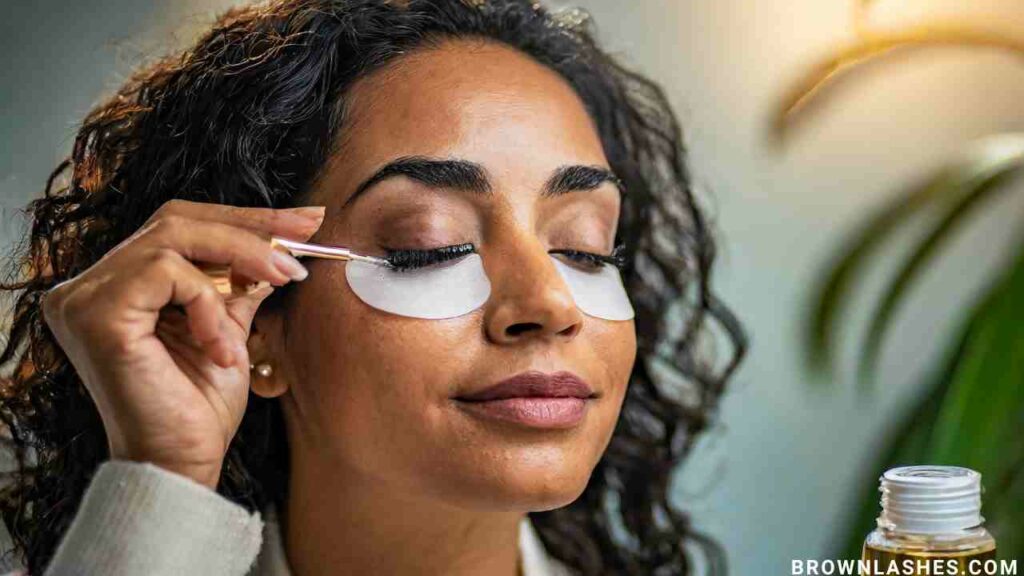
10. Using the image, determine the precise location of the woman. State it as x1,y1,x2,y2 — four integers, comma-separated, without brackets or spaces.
0,0,746,574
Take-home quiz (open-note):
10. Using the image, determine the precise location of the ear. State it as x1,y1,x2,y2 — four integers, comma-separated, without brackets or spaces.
245,298,290,399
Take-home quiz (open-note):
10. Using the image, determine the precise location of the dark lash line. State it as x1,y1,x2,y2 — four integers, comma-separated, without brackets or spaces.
549,242,627,270
384,243,475,271
383,242,627,272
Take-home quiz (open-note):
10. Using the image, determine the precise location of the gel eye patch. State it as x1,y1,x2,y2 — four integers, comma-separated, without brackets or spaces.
345,253,492,320
344,253,634,321
549,257,634,321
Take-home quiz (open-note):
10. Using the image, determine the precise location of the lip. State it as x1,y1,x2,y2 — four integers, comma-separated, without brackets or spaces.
454,371,596,429
455,370,596,402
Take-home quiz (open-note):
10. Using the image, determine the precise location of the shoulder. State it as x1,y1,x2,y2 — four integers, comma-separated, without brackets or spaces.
31,460,264,575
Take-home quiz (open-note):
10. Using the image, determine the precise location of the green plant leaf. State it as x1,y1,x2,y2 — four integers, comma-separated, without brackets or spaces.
858,137,1024,384
837,359,957,559
929,244,1024,475
927,247,1024,556
805,170,950,375
836,239,1024,560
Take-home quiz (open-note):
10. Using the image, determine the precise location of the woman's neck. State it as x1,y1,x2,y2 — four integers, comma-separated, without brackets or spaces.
282,453,524,576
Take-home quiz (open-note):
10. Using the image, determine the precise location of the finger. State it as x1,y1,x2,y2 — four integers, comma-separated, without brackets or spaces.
136,216,309,287
224,284,275,340
143,251,240,368
152,199,325,238
155,302,239,370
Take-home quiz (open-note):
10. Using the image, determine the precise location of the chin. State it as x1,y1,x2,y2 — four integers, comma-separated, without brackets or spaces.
433,456,595,512
513,476,591,512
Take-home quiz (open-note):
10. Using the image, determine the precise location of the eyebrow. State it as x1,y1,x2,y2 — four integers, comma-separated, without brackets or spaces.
343,155,626,209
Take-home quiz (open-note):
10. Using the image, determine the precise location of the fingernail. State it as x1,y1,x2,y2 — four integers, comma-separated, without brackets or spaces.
271,250,309,281
285,206,326,222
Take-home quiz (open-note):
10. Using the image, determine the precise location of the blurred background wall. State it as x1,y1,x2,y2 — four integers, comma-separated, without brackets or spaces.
2,0,1022,573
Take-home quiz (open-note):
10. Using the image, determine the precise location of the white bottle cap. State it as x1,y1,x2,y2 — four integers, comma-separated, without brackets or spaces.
877,465,984,535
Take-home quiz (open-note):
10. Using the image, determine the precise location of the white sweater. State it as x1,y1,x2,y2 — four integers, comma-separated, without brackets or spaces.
1,460,572,575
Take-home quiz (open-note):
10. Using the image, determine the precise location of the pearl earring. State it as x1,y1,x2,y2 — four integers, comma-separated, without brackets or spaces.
249,362,274,378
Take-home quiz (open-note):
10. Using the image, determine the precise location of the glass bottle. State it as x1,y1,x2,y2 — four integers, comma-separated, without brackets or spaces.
862,465,997,575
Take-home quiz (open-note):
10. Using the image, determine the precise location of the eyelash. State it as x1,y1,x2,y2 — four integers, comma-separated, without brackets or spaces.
550,243,627,271
383,243,627,272
384,243,475,271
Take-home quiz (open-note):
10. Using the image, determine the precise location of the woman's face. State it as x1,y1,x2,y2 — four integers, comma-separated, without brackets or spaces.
259,39,636,512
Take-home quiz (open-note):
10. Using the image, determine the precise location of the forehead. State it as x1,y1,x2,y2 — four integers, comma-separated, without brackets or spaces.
317,39,608,204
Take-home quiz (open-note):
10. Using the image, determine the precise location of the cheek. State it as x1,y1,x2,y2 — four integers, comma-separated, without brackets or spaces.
591,319,636,389
284,262,637,497
558,320,634,478
590,320,636,428
286,264,479,451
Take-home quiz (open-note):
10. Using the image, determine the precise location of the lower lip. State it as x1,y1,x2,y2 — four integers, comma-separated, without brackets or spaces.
454,397,590,429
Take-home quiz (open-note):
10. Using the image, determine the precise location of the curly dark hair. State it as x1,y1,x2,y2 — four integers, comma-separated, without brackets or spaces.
0,0,747,574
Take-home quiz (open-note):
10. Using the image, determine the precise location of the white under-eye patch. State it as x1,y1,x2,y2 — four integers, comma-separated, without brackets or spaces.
343,253,635,321
345,253,491,320
549,257,634,321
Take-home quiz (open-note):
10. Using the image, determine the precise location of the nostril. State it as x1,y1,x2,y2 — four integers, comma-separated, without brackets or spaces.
505,322,542,337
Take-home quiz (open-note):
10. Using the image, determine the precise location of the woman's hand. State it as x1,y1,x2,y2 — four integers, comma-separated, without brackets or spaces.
41,200,324,489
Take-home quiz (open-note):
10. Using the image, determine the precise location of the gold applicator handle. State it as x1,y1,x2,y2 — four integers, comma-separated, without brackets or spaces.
200,264,261,298
200,236,390,297
268,237,391,265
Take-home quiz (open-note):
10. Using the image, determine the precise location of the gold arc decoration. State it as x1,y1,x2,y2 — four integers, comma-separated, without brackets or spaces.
773,17,1024,142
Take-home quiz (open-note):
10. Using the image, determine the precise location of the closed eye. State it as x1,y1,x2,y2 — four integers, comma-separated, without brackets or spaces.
383,243,475,271
549,243,626,271
382,242,628,272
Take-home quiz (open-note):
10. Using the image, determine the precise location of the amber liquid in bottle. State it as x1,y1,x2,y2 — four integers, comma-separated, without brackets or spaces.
861,466,997,576
862,542,996,575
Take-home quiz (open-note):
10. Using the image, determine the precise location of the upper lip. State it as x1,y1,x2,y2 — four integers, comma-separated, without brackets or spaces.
456,370,596,402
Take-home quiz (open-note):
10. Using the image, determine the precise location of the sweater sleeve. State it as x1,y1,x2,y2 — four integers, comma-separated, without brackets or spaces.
43,460,264,576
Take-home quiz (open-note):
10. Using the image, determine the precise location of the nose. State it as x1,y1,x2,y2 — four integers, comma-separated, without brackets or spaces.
482,235,584,345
